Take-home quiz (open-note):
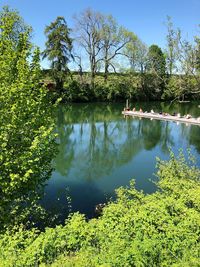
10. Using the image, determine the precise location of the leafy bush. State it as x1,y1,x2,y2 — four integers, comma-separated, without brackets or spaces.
0,7,57,230
0,153,200,266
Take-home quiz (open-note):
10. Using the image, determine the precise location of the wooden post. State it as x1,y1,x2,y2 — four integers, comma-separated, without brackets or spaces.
126,99,129,109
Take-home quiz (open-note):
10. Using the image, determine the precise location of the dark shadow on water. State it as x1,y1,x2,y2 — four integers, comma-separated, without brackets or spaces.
42,180,111,223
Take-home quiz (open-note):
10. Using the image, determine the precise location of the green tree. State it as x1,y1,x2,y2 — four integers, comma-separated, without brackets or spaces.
0,5,31,44
43,16,73,92
165,16,179,76
164,26,200,101
195,37,200,74
124,36,148,73
0,6,31,85
147,44,166,76
146,44,166,98
100,15,133,81
0,7,57,230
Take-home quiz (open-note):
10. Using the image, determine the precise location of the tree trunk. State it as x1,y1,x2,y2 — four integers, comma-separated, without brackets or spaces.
104,61,109,82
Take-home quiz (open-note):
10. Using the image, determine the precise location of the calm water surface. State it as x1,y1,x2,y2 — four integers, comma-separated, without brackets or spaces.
42,102,200,221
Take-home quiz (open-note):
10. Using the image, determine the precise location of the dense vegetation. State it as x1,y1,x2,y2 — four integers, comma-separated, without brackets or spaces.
0,153,200,266
43,71,200,102
0,6,200,267
0,6,57,230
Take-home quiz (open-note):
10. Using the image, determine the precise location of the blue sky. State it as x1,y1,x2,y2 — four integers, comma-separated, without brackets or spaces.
1,0,199,68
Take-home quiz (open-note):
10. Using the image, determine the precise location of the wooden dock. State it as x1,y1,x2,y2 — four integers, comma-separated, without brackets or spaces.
122,111,200,126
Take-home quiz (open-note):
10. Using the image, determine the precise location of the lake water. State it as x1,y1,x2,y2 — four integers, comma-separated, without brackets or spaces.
42,102,200,221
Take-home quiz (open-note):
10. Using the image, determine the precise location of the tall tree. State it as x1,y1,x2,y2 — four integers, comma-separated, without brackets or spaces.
165,16,179,76
43,16,73,91
0,5,31,44
0,6,32,85
124,37,148,73
177,37,200,98
146,45,166,98
0,7,57,229
100,15,133,81
147,44,166,76
195,37,200,74
163,20,200,100
74,9,103,85
74,9,134,83
166,26,200,100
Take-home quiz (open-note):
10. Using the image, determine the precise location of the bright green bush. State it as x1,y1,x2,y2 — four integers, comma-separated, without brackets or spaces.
0,7,57,230
0,153,199,266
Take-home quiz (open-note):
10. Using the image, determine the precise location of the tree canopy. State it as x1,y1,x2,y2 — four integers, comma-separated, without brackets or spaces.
147,44,166,76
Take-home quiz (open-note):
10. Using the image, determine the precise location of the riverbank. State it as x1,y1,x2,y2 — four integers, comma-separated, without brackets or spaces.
43,71,200,103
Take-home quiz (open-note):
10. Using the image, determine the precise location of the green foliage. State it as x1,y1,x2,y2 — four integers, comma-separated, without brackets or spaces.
43,70,200,102
43,16,73,91
145,45,167,98
59,72,162,102
63,79,93,102
124,36,147,73
147,45,166,77
165,16,179,76
0,6,31,86
163,75,199,101
0,153,199,266
195,37,200,74
0,6,57,230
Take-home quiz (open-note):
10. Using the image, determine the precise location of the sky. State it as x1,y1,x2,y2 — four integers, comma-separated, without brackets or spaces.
0,0,199,68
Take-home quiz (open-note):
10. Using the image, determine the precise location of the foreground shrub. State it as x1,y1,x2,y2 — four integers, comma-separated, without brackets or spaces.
0,153,200,266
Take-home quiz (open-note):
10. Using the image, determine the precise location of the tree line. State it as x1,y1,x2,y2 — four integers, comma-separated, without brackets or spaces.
42,9,200,102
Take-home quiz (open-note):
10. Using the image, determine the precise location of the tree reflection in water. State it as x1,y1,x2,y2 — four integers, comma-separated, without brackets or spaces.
42,102,200,221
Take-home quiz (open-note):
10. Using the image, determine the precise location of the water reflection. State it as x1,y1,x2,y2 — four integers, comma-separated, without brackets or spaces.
42,102,200,220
